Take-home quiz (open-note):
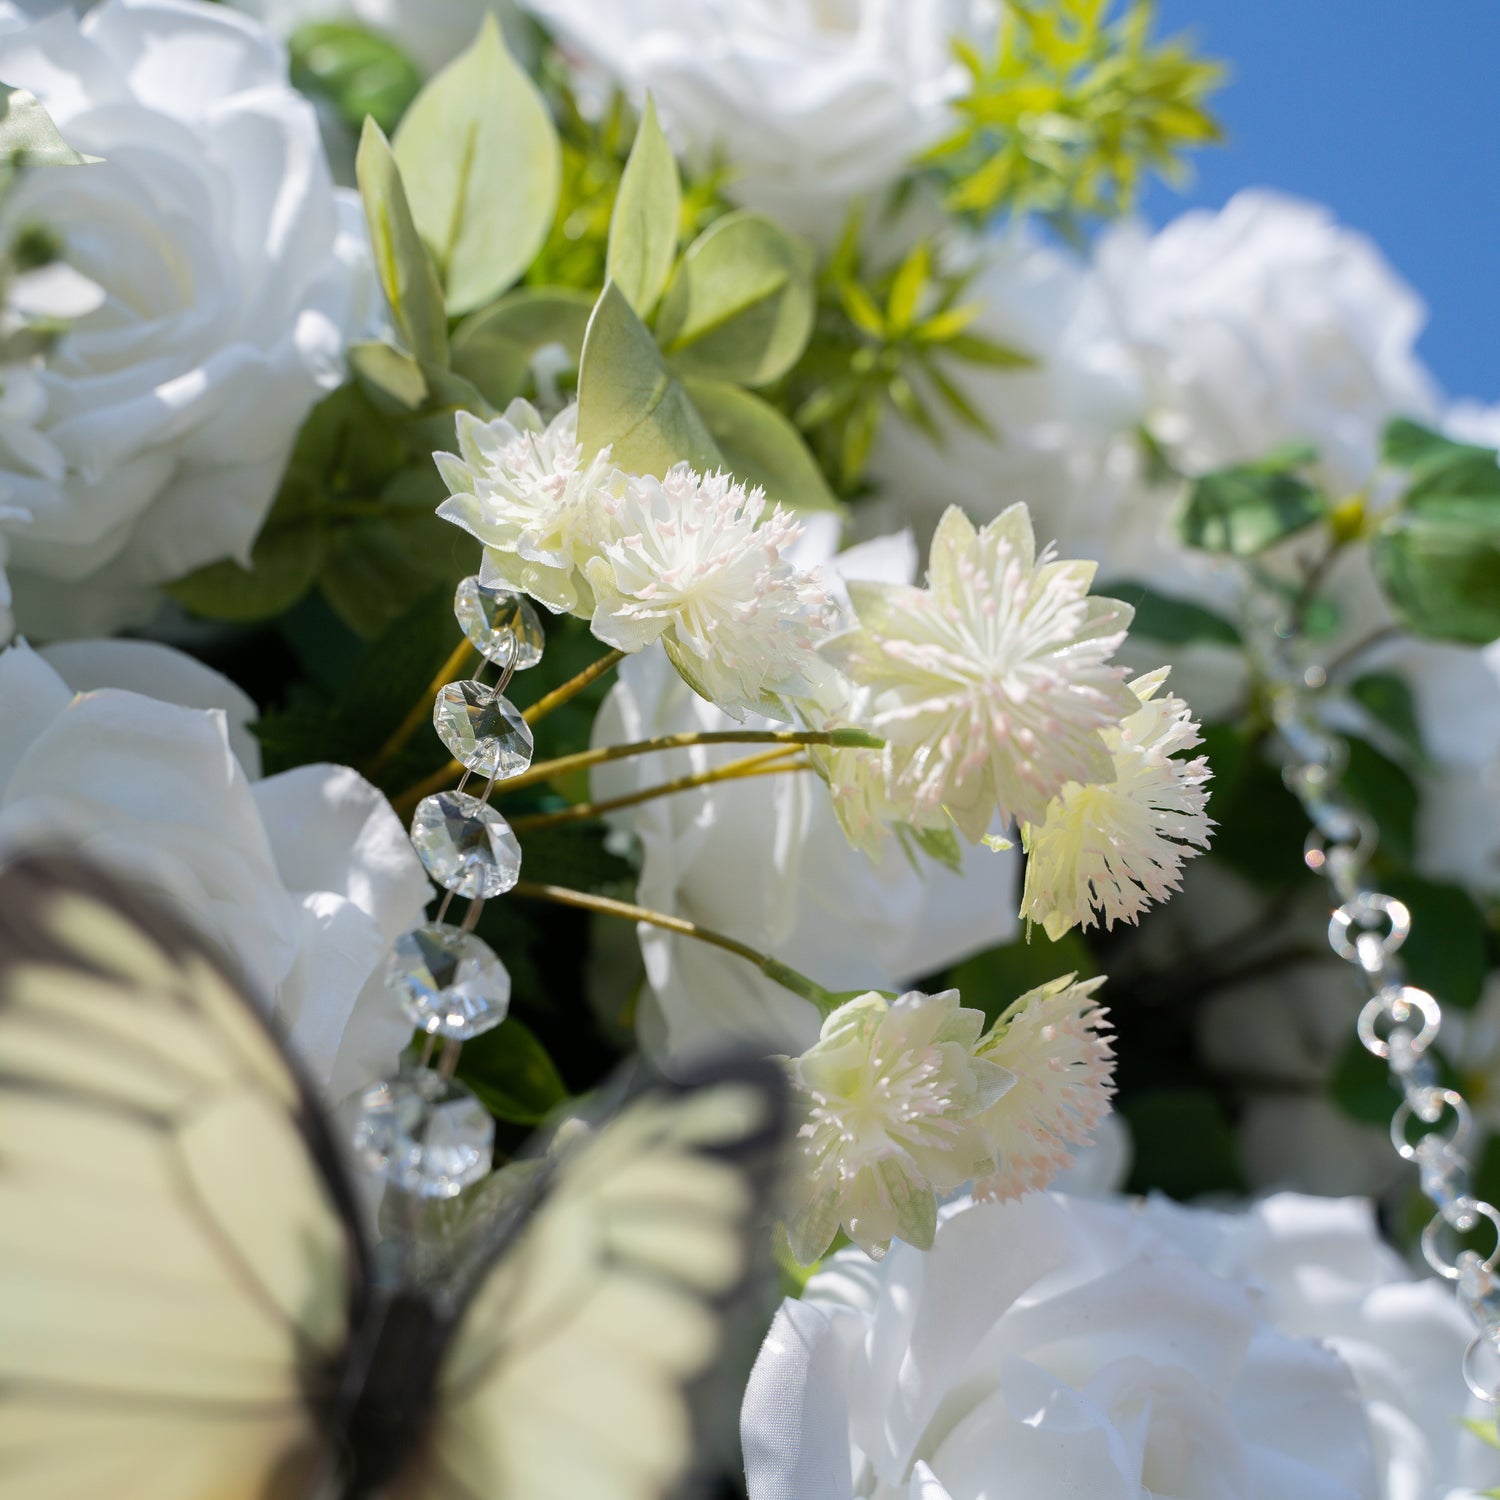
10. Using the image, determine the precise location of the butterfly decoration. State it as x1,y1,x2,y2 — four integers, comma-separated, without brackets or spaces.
0,851,787,1500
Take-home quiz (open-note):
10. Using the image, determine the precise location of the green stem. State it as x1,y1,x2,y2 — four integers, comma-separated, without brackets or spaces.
507,751,810,834
490,726,879,798
510,880,846,1015
522,648,626,726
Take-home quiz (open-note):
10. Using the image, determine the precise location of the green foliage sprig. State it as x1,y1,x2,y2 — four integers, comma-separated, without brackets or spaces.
926,0,1225,229
784,220,1033,492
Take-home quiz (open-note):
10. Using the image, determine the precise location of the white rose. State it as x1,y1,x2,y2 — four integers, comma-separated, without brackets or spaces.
1093,190,1440,496
743,1190,1500,1500
517,0,998,237
589,520,1018,1067
231,0,528,76
867,230,1150,565
0,0,373,639
0,639,430,1095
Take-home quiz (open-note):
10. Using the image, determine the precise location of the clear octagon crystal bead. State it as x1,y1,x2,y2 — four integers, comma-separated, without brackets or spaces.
351,1068,494,1199
410,790,522,898
386,922,511,1039
433,681,534,779
454,575,544,670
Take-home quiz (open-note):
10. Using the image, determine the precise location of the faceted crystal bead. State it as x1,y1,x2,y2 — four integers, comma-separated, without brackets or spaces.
410,790,522,898
386,922,511,1039
433,681,534,779
455,575,544,670
351,1068,494,1199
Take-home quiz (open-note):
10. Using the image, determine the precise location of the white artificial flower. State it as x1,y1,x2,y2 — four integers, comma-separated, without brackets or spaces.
518,0,999,237
232,0,526,76
969,972,1115,1200
785,989,1013,1264
586,464,835,719
436,399,618,616
589,519,1018,1063
1020,666,1212,939
0,0,373,638
743,1190,1500,1500
825,503,1139,840
589,588,1019,1070
1094,189,1441,496
0,639,430,1096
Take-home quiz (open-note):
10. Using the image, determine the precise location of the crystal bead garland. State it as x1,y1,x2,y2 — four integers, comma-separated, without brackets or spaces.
1257,602,1500,1414
351,576,543,1201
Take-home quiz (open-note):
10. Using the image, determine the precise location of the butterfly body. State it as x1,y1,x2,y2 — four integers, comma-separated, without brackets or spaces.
0,852,786,1500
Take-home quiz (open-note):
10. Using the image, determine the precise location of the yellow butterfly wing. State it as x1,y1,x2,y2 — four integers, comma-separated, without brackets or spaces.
398,1067,786,1500
0,853,366,1500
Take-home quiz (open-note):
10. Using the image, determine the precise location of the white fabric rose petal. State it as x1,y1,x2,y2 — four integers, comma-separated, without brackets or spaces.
518,0,999,237
0,639,430,1094
1094,189,1440,496
744,1191,1500,1500
0,0,373,639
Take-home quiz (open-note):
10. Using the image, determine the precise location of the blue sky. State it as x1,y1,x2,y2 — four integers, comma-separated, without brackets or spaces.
1141,0,1500,405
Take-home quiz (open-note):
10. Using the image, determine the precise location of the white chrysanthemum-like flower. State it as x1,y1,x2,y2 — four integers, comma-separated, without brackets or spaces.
1020,668,1212,940
971,973,1115,1201
585,466,836,720
785,989,1013,1265
435,400,618,615
823,504,1139,841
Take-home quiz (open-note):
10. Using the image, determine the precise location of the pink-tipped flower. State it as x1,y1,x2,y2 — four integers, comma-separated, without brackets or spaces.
971,973,1116,1201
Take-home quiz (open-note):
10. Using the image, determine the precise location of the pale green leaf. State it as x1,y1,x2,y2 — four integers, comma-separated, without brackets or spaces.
392,15,560,314
577,281,721,476
655,210,815,386
355,119,449,367
1174,464,1325,556
605,95,681,318
0,84,98,165
450,286,594,405
684,376,841,513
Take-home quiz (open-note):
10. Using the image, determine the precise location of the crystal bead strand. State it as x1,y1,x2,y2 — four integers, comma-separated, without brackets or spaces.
1261,615,1500,1410
350,575,544,1200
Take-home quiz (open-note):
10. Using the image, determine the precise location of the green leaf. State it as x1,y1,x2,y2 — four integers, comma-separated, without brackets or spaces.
655,210,815,386
289,21,421,135
392,16,560,314
1380,873,1489,1011
456,1017,569,1125
1348,672,1424,763
682,376,840,512
320,469,468,638
605,95,681,318
167,383,404,625
254,584,461,778
1123,1088,1245,1199
1329,1032,1401,1125
1372,511,1500,645
1341,734,1418,868
1382,416,1497,479
947,930,1098,1030
355,119,449,367
167,520,325,623
576,281,722,476
0,84,98,165
1174,463,1325,556
1098,578,1241,647
449,287,594,407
